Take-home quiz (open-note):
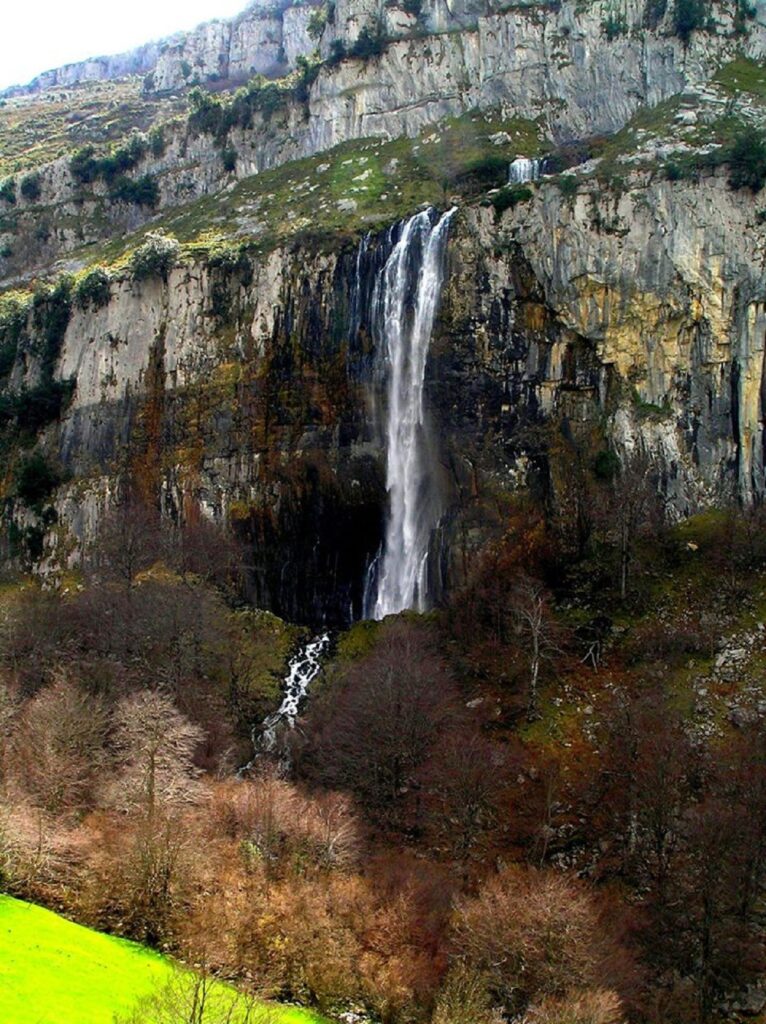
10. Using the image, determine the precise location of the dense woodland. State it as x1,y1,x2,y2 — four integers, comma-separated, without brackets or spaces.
2,452,766,1024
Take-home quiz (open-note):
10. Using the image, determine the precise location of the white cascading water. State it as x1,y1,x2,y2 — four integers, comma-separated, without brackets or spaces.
508,156,542,184
365,207,456,620
244,633,329,771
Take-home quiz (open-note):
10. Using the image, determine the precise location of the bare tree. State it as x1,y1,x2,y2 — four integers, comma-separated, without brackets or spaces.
214,775,359,877
424,734,503,869
432,964,500,1024
511,576,561,719
300,621,457,823
114,963,274,1024
9,675,107,813
89,498,163,587
451,866,636,1019
521,989,625,1024
107,691,204,815
607,450,663,601
0,677,17,792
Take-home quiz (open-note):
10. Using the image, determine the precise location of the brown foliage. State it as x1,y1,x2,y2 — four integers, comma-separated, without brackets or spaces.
8,676,107,813
106,690,204,814
522,988,625,1024
299,620,458,826
451,865,638,1018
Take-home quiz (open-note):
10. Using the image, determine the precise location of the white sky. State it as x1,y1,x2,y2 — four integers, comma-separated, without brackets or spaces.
0,0,249,90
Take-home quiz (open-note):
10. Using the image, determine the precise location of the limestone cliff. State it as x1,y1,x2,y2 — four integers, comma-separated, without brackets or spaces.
2,0,764,286
1,0,319,97
3,0,766,622
3,157,765,618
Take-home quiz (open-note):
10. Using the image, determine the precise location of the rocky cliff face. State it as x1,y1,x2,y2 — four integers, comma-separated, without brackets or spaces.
1,0,319,97
4,158,764,620
3,0,766,622
2,0,763,286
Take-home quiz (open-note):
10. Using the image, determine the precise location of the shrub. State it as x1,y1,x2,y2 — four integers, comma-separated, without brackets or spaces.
19,172,42,202
188,86,230,138
349,20,387,60
0,294,31,379
148,125,166,158
433,966,496,1024
108,173,160,207
221,146,238,173
602,11,628,37
74,267,112,311
69,146,100,184
521,989,625,1024
14,451,62,508
544,136,608,174
0,178,16,205
594,448,620,481
1,379,75,432
295,54,321,104
129,231,180,281
307,5,328,39
665,161,683,181
70,136,148,188
488,184,533,220
557,173,579,198
0,278,79,432
452,153,510,190
451,866,634,1018
734,0,756,32
327,39,347,65
32,276,72,368
644,0,668,27
727,128,766,192
98,134,148,185
673,0,707,42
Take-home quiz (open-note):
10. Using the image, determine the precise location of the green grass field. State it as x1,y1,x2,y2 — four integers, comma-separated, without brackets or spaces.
0,895,327,1024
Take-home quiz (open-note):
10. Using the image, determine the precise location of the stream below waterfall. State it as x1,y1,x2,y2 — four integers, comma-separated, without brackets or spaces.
245,633,330,770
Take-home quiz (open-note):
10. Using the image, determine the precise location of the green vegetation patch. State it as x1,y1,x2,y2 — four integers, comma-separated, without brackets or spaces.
54,108,545,271
713,57,766,99
0,895,327,1024
0,80,186,178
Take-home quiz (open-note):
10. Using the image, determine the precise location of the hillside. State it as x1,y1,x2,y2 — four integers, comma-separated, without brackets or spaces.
4,1,766,1022
0,895,327,1024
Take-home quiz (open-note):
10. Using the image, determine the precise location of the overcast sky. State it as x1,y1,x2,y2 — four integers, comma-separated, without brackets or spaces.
0,0,248,89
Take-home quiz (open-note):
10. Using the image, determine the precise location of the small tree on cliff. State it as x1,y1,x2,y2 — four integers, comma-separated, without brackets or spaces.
606,449,663,601
510,576,561,719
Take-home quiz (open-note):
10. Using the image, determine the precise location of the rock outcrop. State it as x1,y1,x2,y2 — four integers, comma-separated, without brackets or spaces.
4,156,765,618
1,0,319,98
3,0,765,286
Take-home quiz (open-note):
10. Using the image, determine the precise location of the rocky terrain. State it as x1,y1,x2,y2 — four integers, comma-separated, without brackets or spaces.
2,0,766,618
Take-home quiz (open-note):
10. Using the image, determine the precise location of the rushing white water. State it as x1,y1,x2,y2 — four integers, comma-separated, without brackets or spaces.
248,633,329,766
508,157,542,184
365,207,456,620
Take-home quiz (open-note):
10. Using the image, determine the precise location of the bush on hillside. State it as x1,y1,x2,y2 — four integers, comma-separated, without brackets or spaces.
129,232,180,281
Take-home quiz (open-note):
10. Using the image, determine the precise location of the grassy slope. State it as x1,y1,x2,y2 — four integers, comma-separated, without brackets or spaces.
68,108,543,272
0,895,326,1024
0,80,186,178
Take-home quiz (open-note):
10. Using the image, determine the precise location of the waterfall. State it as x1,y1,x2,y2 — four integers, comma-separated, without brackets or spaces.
243,633,330,772
508,156,542,185
364,206,456,620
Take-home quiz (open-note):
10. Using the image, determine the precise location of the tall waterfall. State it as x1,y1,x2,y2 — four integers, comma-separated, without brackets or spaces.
364,207,456,620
